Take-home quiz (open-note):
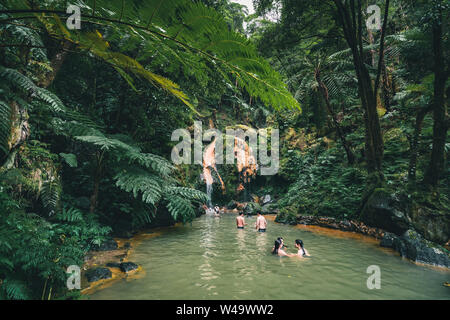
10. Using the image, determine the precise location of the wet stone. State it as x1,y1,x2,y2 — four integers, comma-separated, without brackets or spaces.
85,267,112,282
119,262,139,273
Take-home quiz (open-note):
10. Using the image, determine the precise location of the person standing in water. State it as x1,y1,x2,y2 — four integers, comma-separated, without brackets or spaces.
295,239,310,257
236,212,246,229
214,205,220,217
255,211,267,232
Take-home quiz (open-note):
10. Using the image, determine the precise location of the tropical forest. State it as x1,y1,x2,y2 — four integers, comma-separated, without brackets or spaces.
0,0,449,301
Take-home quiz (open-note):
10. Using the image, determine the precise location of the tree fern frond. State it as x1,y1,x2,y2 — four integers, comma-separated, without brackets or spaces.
125,151,174,177
0,278,30,300
3,0,300,111
114,169,163,205
165,186,208,203
75,133,138,153
0,100,11,155
0,67,67,114
165,195,196,223
56,207,83,222
40,178,61,216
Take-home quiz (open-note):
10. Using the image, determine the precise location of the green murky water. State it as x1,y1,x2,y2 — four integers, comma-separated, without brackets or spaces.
89,214,449,300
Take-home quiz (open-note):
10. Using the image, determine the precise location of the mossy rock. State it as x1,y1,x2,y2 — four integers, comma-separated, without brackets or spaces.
409,201,450,245
360,188,411,235
393,229,450,268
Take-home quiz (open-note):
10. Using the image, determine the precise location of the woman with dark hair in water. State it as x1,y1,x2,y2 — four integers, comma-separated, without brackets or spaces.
272,239,289,257
295,239,310,257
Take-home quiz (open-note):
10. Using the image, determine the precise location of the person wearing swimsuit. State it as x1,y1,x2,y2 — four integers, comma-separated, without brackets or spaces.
272,239,289,257
295,239,310,257
236,212,246,229
255,211,267,232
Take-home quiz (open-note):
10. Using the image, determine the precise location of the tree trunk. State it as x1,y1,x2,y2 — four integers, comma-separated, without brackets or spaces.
381,60,391,113
423,20,448,188
89,151,103,214
408,105,432,182
38,41,73,88
333,0,388,180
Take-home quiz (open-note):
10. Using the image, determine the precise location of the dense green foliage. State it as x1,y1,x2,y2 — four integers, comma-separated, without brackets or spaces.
0,0,297,299
251,0,449,219
0,0,448,300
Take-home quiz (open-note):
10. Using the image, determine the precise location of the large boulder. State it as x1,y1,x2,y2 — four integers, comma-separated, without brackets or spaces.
360,189,411,235
85,267,112,282
119,262,139,273
409,204,450,245
391,229,450,268
261,195,272,205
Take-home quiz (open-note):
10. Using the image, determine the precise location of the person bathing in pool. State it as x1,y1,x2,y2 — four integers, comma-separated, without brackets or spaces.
255,211,267,232
294,239,310,257
236,212,246,229
272,239,290,257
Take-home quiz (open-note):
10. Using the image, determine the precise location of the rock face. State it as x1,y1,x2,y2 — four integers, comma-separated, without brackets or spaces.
93,238,118,251
85,267,112,282
409,204,450,245
380,232,397,248
380,230,450,268
360,189,411,235
261,195,272,205
119,262,139,273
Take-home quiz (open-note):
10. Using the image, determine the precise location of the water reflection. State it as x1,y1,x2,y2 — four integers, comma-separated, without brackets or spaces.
199,216,219,286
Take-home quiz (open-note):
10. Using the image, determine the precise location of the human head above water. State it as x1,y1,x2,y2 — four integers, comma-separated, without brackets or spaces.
272,239,281,254
256,211,261,215
295,239,305,255
277,237,285,247
239,212,244,216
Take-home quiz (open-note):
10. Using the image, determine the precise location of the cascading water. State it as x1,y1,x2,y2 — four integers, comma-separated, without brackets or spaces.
206,183,213,208
202,138,224,209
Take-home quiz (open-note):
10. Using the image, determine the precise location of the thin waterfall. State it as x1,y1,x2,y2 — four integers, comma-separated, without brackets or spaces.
206,183,213,208
202,138,224,209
